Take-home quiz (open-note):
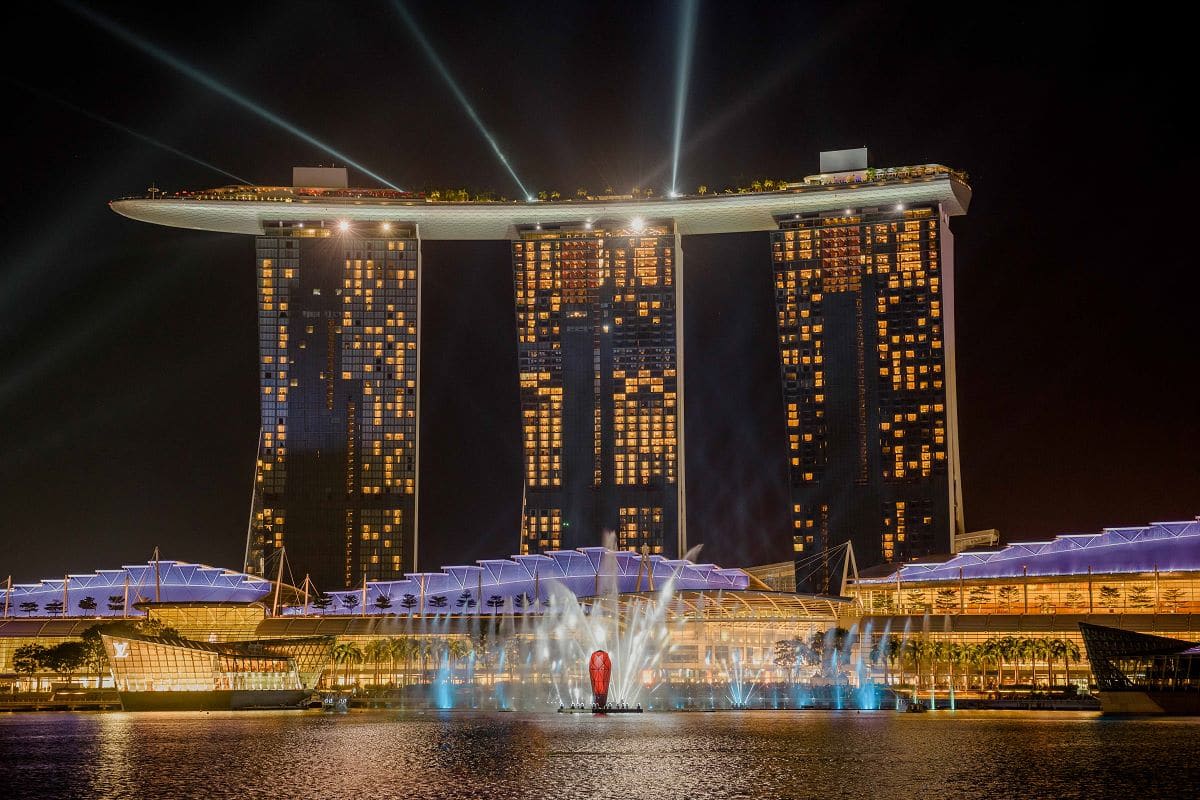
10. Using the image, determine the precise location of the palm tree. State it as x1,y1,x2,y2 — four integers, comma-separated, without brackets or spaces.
978,639,998,690
903,640,925,689
364,639,390,687
447,638,471,682
1041,638,1056,687
925,641,943,688
1050,638,1081,687
1017,638,1039,688
883,637,902,686
502,637,522,682
330,642,364,689
418,639,438,683
994,637,1017,688
1023,638,1042,687
1035,637,1052,688
385,637,407,685
391,636,418,686
947,643,967,691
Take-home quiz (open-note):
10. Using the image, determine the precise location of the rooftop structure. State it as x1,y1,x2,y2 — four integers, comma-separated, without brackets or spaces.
110,164,970,239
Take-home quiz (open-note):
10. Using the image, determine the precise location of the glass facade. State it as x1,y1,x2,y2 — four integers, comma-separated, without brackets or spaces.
101,634,331,693
103,635,300,693
852,573,1200,617
512,222,682,557
772,206,963,587
247,221,419,591
1081,624,1200,693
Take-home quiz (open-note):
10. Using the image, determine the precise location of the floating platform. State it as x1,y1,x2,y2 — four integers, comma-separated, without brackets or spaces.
118,689,310,711
558,706,643,714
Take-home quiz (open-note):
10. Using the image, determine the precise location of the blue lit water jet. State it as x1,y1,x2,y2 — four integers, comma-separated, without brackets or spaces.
392,1,531,200
433,652,454,709
65,1,401,190
669,0,699,195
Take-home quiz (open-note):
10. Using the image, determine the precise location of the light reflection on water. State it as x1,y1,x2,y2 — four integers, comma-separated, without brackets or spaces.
2,710,1198,799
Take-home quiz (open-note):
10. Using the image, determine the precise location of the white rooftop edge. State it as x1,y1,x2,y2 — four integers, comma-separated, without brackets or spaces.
110,173,971,239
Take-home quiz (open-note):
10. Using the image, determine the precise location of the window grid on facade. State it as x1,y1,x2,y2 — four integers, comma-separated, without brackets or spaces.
772,206,951,580
513,224,679,557
248,223,418,591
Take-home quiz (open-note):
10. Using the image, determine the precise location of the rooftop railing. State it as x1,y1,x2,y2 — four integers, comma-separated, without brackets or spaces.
112,164,969,205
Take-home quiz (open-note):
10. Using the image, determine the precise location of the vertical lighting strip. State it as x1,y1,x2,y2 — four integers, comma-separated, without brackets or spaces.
939,210,966,545
673,222,687,557
413,224,423,572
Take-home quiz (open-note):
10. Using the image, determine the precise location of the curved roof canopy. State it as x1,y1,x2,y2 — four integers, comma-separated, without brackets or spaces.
2,560,271,617
854,519,1200,585
110,166,970,239
2,549,751,618
298,548,751,616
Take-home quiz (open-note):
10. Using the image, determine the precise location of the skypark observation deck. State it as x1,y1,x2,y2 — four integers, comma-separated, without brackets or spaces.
110,164,970,238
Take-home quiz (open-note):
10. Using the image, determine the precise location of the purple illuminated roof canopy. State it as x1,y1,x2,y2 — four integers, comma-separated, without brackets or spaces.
856,519,1200,585
1,549,752,618
1,560,272,618
295,548,750,616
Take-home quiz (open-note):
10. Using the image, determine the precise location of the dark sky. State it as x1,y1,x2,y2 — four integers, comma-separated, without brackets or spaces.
1,2,1196,582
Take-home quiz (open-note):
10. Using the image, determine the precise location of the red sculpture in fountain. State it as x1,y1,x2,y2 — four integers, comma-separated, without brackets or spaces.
589,650,612,708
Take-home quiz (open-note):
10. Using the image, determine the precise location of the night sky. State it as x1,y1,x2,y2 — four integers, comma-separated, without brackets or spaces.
1,2,1196,582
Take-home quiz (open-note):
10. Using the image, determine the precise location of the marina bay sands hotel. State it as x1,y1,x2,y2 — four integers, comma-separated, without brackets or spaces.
111,149,972,593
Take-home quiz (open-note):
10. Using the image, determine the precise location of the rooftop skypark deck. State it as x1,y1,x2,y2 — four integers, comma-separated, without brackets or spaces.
110,163,971,238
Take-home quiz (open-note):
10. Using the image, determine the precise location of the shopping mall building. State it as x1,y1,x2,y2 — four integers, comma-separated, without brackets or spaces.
845,518,1200,687
2,518,1195,707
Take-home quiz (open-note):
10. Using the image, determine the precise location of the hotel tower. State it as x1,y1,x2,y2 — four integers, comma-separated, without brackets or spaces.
245,168,420,591
771,149,965,589
513,221,685,558
111,149,969,591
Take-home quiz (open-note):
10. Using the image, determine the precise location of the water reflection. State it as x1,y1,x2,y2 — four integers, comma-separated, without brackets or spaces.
2,711,1198,799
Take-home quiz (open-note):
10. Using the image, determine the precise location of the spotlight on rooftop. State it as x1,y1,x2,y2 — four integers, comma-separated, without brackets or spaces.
66,1,401,191
13,80,249,185
393,1,530,200
669,0,699,197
